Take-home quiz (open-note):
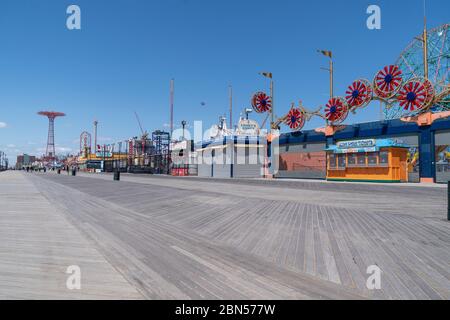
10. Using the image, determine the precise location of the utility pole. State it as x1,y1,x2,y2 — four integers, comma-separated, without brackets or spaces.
229,85,233,130
318,50,333,126
330,58,333,98
170,79,174,140
93,120,98,151
318,50,333,99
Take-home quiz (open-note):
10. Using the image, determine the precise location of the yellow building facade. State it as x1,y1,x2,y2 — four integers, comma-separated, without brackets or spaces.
326,139,409,183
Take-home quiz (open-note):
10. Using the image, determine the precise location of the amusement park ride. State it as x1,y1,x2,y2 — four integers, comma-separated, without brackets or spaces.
80,131,92,157
37,111,66,166
251,23,450,137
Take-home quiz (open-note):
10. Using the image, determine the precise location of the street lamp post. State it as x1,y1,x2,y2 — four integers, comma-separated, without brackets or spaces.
318,50,333,125
329,58,333,98
318,50,334,98
181,120,187,140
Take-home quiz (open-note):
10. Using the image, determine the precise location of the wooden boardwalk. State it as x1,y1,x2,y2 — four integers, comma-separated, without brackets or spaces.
2,170,449,299
0,171,143,299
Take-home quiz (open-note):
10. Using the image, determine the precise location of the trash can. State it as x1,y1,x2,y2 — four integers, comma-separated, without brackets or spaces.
57,169,61,174
114,170,120,181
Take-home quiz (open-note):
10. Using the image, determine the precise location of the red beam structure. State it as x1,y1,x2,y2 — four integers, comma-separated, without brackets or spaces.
37,111,66,160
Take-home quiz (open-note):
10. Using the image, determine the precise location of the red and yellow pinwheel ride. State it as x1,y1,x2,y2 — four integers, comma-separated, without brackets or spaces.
284,108,305,131
324,97,349,124
345,79,373,109
373,65,403,99
251,92,272,113
398,78,435,112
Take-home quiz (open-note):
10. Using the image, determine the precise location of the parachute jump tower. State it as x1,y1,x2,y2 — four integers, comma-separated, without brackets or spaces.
38,111,66,161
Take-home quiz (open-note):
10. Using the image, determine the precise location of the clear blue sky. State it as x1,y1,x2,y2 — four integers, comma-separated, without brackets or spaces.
0,0,449,163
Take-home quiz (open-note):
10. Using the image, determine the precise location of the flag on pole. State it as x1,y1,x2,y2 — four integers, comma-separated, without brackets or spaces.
259,72,273,79
318,50,332,58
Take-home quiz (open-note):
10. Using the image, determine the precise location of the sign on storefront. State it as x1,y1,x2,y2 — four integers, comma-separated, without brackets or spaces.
337,139,376,149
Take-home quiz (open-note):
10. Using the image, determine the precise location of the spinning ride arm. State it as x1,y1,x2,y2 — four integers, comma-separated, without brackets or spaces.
271,102,325,130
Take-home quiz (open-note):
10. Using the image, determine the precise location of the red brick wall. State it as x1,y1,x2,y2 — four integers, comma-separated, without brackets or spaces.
279,152,326,173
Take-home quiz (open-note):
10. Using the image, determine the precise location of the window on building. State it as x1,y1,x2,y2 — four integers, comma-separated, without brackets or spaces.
347,153,357,166
379,151,389,166
329,154,337,169
367,152,378,166
337,154,346,169
357,153,366,166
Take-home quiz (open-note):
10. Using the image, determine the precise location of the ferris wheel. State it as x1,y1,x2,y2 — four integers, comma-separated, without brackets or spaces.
384,23,450,119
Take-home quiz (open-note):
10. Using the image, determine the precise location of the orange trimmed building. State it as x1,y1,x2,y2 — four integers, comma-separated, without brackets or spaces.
325,139,409,183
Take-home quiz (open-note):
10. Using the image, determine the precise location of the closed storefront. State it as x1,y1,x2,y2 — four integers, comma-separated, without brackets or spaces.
213,148,232,178
196,136,266,179
234,144,265,178
276,142,326,179
198,149,213,177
